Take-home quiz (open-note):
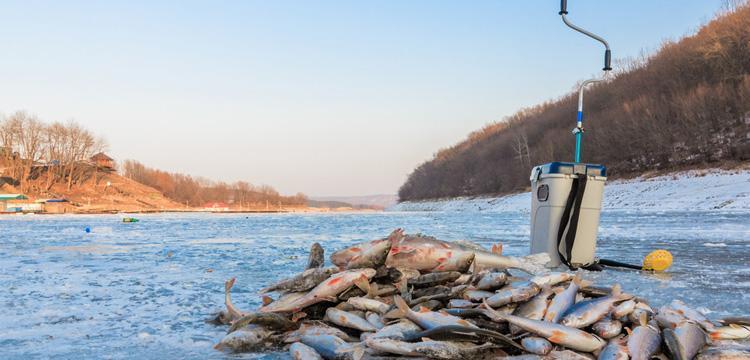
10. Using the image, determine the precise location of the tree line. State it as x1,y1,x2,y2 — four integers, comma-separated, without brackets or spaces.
121,160,307,207
0,111,107,193
399,3,750,201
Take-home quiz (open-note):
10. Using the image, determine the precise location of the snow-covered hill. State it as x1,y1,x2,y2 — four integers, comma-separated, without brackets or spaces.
389,169,750,212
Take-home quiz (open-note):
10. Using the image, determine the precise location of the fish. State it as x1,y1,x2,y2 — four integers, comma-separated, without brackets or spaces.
627,313,662,360
408,271,462,287
290,342,324,360
591,318,622,339
386,234,476,272
560,284,633,328
663,320,707,360
612,299,636,319
628,302,654,325
696,347,750,360
324,308,377,332
393,295,478,330
656,305,688,329
331,229,402,269
485,281,540,308
224,277,246,323
385,233,549,274
521,337,552,355
364,338,494,359
368,319,423,340
260,269,376,313
709,324,750,340
259,266,339,294
347,297,390,314
544,275,588,323
227,312,297,334
530,272,574,287
365,312,384,329
670,300,716,331
307,243,325,269
214,325,274,352
482,301,606,352
464,289,496,302
448,299,476,309
598,337,628,360
476,271,509,290
511,286,554,334
299,334,362,360
719,317,750,327
284,322,358,343
401,325,523,350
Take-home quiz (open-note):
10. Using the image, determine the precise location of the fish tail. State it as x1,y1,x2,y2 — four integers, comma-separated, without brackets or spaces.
393,295,410,317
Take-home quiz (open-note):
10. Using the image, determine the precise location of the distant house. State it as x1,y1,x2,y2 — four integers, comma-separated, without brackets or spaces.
90,152,115,170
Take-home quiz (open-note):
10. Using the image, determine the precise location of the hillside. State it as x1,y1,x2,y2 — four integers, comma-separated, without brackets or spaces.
398,4,750,201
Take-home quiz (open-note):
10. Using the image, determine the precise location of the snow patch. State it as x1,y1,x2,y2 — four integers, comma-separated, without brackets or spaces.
390,169,750,212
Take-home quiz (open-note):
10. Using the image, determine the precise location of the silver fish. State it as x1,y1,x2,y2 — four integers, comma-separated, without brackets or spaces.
670,300,715,331
544,275,587,323
214,325,273,352
324,308,377,332
612,299,636,319
331,229,402,269
561,284,633,328
347,297,390,314
696,347,750,360
260,269,376,313
483,302,605,352
299,334,362,360
366,312,384,329
393,295,478,330
656,305,688,329
259,266,339,294
284,322,358,343
530,272,574,287
485,281,540,308
521,336,552,355
664,321,707,360
364,338,494,359
476,271,509,290
628,313,662,360
709,324,750,340
290,342,324,360
464,289,496,302
223,277,246,324
368,319,423,340
598,337,628,360
591,318,622,339
448,299,476,309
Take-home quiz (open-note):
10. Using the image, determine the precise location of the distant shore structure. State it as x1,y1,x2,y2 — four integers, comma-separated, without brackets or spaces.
90,152,115,171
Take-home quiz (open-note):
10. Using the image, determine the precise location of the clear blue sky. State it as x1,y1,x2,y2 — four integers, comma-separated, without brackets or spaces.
0,1,723,196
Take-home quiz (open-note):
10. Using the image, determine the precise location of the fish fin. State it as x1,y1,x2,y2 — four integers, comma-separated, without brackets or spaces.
393,295,410,316
354,275,371,294
421,337,431,341
225,277,236,293
261,295,273,306
611,283,622,296
552,287,565,295
457,319,473,327
639,312,648,327
481,300,505,322
352,347,365,360
729,323,743,329
548,330,566,343
315,295,338,303
624,327,632,336
491,243,503,255
367,282,379,298
419,306,430,313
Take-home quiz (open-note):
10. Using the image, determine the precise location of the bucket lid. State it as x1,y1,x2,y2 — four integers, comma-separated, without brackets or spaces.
535,162,606,177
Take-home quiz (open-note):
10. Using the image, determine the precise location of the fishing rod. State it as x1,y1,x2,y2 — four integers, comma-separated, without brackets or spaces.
556,0,673,272
560,0,612,163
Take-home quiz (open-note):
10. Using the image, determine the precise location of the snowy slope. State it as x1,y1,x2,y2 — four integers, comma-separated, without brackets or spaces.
389,169,750,212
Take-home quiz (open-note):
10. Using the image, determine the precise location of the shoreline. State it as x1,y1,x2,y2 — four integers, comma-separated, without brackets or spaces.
389,168,750,212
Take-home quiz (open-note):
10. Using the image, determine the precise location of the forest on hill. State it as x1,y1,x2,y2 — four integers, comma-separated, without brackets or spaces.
398,4,750,201
0,112,305,208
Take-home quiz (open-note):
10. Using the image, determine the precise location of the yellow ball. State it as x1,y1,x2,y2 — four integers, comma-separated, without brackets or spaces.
643,249,673,272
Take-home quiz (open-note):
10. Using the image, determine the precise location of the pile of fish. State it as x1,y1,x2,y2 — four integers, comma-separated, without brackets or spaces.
209,229,750,359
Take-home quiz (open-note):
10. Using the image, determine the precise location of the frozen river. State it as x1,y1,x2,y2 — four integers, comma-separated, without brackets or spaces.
1,210,748,359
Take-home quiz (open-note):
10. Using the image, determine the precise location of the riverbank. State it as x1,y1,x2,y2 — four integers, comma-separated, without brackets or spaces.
389,168,750,212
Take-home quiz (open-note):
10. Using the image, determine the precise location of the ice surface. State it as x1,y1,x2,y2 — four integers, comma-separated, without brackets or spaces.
1,197,749,358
